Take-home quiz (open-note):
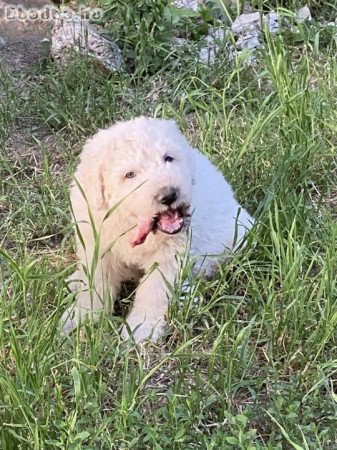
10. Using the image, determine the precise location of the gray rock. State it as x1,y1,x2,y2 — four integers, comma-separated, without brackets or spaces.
208,26,225,41
267,12,279,33
297,5,312,22
198,26,225,64
228,47,256,66
232,11,280,35
172,37,189,47
231,11,280,53
199,45,217,64
51,15,122,71
172,0,200,11
236,30,260,50
232,12,261,34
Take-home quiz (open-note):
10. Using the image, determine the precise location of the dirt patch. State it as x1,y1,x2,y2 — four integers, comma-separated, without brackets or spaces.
0,0,54,71
0,0,68,172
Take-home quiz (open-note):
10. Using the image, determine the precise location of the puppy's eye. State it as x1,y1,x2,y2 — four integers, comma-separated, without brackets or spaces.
125,171,135,179
164,155,174,163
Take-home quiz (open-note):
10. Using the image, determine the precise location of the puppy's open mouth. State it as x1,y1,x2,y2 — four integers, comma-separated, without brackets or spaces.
154,208,185,235
130,206,188,247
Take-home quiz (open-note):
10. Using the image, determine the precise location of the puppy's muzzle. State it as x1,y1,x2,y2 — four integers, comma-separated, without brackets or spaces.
156,187,180,206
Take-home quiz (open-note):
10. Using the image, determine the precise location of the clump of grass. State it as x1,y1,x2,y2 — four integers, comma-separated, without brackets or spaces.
0,15,337,450
33,60,134,139
0,71,22,146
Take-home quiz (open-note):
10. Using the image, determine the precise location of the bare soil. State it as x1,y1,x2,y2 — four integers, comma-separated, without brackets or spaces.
0,0,54,71
0,0,63,173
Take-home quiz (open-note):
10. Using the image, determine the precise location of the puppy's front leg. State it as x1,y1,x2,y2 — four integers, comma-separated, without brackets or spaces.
121,262,177,343
61,268,120,333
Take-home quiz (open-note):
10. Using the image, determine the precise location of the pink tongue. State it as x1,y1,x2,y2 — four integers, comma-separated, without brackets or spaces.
130,219,153,247
158,211,182,233
130,212,183,247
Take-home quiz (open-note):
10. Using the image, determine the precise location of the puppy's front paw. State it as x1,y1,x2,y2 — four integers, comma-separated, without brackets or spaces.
60,304,83,334
121,315,165,343
60,304,99,334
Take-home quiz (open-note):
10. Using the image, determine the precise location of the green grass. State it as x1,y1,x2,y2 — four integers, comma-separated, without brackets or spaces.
1,18,337,450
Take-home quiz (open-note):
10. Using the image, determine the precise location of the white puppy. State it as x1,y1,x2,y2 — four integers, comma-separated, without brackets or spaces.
62,117,253,341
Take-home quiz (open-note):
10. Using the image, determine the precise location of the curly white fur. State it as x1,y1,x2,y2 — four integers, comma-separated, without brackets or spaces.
61,117,253,342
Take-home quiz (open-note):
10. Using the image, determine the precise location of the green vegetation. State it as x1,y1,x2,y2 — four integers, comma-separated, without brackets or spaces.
0,3,336,449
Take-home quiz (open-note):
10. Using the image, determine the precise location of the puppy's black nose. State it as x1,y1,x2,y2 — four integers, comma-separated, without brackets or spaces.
159,187,179,206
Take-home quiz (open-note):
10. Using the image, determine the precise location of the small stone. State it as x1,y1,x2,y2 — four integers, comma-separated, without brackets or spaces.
232,11,280,35
208,26,225,41
198,26,225,65
199,45,217,64
199,34,218,64
228,47,256,66
172,37,188,47
297,5,312,22
0,36,6,47
236,30,261,50
267,12,279,33
172,0,200,11
231,12,260,35
51,15,122,71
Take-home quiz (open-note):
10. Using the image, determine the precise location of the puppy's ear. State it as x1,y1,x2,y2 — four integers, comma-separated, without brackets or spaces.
96,162,110,210
79,128,114,211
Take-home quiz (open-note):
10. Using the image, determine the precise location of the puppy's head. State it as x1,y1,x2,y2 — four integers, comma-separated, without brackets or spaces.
79,117,195,246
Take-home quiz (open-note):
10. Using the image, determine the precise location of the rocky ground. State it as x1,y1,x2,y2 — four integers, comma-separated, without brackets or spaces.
1,1,332,72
